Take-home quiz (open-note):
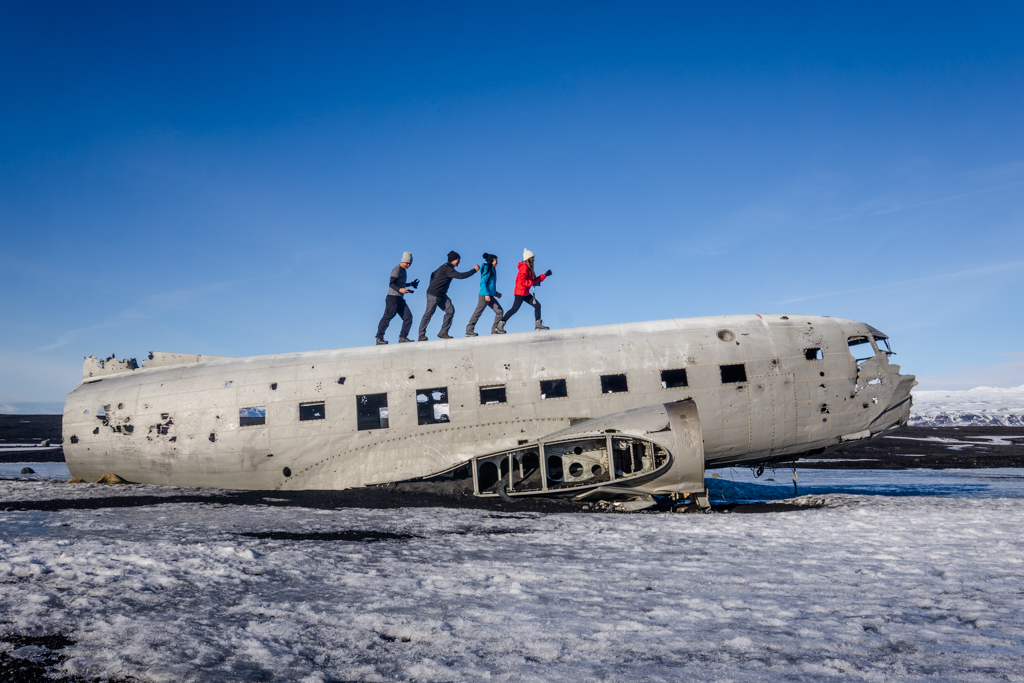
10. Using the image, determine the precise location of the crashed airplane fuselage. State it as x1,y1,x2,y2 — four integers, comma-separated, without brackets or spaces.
62,314,915,502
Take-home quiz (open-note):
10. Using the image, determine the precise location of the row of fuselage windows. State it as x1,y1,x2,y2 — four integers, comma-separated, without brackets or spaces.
236,364,754,431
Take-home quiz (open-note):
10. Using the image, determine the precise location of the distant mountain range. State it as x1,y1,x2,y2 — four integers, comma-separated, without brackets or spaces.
909,385,1024,427
0,402,65,415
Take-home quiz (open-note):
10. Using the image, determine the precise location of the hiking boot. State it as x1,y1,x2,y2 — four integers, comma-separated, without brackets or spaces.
465,330,478,337
494,320,506,334
438,332,453,340
418,335,429,342
375,338,388,345
398,336,413,343
535,320,549,330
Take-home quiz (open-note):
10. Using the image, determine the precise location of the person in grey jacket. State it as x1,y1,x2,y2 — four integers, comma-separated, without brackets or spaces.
375,252,418,345
418,251,479,340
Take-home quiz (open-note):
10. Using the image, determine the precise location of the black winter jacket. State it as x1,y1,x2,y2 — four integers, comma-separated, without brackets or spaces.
426,263,476,297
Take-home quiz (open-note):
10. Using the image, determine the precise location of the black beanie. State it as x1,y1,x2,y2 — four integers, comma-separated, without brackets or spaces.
448,250,460,262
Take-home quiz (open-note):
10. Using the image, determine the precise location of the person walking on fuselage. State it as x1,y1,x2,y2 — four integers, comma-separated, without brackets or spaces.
466,253,504,337
495,249,552,333
375,252,418,345
418,251,479,340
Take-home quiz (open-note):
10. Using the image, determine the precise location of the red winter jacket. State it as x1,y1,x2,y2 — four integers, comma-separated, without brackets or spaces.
513,261,546,296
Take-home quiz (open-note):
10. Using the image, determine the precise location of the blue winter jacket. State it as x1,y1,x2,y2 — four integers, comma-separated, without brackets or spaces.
478,264,498,297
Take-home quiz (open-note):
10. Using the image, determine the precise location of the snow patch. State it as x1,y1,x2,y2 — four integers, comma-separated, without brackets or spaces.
2,474,1024,681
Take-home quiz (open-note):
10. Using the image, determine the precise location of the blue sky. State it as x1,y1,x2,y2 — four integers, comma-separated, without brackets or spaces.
2,1,1023,409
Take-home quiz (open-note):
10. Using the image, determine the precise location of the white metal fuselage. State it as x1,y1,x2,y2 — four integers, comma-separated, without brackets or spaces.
62,314,915,492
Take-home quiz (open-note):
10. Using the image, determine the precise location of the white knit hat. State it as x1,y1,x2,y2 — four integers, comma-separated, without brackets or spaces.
523,249,534,260
401,251,413,265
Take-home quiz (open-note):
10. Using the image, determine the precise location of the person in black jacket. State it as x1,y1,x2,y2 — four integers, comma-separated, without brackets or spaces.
418,251,479,340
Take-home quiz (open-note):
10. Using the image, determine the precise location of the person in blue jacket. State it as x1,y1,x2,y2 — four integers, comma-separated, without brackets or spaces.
465,253,504,336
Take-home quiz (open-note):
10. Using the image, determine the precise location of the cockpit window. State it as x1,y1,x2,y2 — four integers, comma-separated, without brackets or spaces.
873,336,893,355
847,335,877,363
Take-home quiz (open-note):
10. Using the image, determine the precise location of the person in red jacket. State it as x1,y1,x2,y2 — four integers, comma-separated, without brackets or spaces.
495,249,552,333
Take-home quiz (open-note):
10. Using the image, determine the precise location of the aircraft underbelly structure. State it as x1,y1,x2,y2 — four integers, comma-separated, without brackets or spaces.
62,314,915,500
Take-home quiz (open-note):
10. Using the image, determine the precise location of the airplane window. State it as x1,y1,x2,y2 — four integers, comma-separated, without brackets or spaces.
600,374,628,394
299,401,325,421
480,385,507,405
805,348,823,361
661,368,688,389
720,364,747,384
356,393,388,430
847,336,877,362
540,379,568,400
416,387,450,425
873,336,893,355
239,406,266,427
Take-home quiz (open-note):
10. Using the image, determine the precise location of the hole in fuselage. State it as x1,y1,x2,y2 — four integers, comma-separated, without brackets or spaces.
547,455,563,480
478,462,499,490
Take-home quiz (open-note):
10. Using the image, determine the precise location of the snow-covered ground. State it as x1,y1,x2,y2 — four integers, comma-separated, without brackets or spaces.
910,385,1024,426
3,471,1024,682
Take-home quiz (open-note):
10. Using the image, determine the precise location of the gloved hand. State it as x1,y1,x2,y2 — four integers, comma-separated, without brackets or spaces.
408,279,420,289
544,269,553,277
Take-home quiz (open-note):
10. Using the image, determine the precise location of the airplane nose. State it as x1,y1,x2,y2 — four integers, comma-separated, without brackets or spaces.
886,372,917,427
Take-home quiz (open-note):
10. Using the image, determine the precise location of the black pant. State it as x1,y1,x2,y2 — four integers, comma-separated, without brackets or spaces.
419,294,455,337
377,295,412,339
502,294,541,323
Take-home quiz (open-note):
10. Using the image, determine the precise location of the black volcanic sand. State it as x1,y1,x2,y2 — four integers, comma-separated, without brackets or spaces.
0,449,65,463
0,414,62,442
0,632,124,683
797,426,1024,469
0,483,582,514
0,414,64,463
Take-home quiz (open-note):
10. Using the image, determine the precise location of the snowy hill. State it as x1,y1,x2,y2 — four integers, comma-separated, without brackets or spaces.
910,385,1024,427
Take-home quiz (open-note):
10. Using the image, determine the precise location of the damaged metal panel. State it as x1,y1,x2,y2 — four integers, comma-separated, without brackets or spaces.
143,352,234,369
82,351,234,380
82,355,139,379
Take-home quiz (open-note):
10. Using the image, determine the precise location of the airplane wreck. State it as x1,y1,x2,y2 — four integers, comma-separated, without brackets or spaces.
62,314,915,510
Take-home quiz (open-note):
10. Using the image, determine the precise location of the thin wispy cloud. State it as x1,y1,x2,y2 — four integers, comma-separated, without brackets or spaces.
32,279,254,352
868,179,1024,217
685,170,1024,258
775,260,1024,305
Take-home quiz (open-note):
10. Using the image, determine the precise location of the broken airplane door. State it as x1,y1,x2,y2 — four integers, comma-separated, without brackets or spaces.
471,400,705,500
472,434,670,497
